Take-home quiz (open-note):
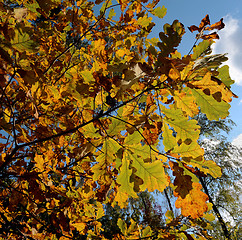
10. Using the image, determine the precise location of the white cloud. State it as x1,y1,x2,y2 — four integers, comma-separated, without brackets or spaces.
212,16,242,85
232,133,242,147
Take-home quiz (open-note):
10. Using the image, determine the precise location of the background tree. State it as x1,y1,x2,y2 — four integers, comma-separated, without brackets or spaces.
0,0,238,239
197,113,242,240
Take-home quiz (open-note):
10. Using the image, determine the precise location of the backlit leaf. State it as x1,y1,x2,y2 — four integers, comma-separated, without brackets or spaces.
116,153,137,197
11,28,38,52
163,107,200,142
192,40,212,59
150,6,167,19
129,151,169,192
218,65,235,87
191,88,230,120
175,182,209,218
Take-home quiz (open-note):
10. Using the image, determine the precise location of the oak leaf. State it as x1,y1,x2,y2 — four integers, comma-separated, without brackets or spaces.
175,182,209,218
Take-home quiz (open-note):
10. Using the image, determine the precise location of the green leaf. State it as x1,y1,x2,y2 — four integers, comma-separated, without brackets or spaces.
130,152,169,192
116,153,137,197
163,107,200,142
137,15,153,28
124,131,142,146
107,118,126,136
162,123,177,151
191,160,222,178
142,226,153,238
92,138,121,181
117,219,127,235
218,65,234,87
92,154,107,182
11,28,38,52
82,123,100,138
191,88,230,120
203,213,216,221
125,142,151,160
192,40,212,59
151,6,167,19
81,70,95,84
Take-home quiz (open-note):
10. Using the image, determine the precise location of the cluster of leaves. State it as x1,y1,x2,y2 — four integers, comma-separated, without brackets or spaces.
0,0,238,239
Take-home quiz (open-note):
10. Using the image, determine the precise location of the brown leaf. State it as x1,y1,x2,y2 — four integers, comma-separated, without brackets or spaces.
206,18,225,31
169,161,193,199
199,14,210,29
188,25,199,33
201,32,219,40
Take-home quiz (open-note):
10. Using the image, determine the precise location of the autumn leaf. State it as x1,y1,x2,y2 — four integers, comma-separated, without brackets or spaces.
175,182,209,218
188,14,210,33
190,160,222,178
169,161,193,199
205,18,225,31
218,65,235,88
116,152,137,197
129,151,169,192
192,40,213,60
191,88,230,120
163,107,200,142
10,28,38,52
0,1,236,238
188,15,225,40
162,123,177,151
150,6,167,19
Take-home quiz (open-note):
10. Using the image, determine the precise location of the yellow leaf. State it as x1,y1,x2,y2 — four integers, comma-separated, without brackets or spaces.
173,141,204,159
72,222,86,232
191,71,234,102
116,49,126,58
162,123,177,151
169,67,180,81
173,88,199,117
34,154,45,171
131,152,169,192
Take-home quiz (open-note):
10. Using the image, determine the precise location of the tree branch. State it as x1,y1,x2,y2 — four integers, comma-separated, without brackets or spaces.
0,84,158,171
199,176,231,240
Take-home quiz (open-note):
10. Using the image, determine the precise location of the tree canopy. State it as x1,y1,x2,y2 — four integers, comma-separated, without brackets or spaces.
0,0,238,239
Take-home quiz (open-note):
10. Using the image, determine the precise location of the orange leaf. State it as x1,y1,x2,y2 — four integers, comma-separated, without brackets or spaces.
175,182,208,218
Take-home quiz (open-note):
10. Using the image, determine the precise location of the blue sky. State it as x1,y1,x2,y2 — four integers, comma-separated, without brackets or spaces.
150,0,242,144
